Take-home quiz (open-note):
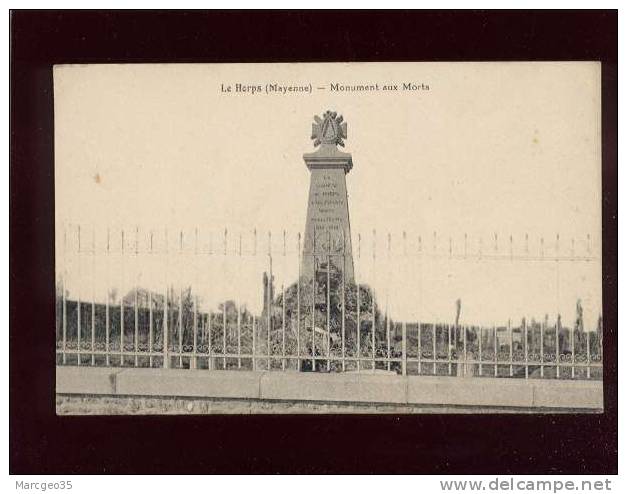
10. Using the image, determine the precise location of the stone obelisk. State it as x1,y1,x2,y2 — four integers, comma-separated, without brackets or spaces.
301,110,354,282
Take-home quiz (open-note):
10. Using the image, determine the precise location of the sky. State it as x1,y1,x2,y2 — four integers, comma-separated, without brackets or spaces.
54,62,602,328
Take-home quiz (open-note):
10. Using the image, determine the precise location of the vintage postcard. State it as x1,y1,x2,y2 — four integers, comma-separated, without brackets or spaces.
54,62,602,414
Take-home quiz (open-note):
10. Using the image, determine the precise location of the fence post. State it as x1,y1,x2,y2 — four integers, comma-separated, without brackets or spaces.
77,225,82,366
524,318,528,379
448,323,452,376
494,324,498,377
62,225,67,365
372,230,376,372
207,309,212,371
556,322,560,379
192,229,198,370
312,232,316,372
326,230,331,372
134,227,139,368
252,314,256,371
356,233,361,373
267,231,272,371
119,229,123,367
508,319,513,377
296,232,301,372
418,322,422,375
462,324,467,377
540,320,544,378
282,231,286,371
478,326,483,377
252,229,256,372
401,321,407,376
586,329,591,379
341,229,346,373
571,322,575,379
238,233,243,370
432,323,437,375
105,228,110,367
386,233,391,372
163,229,169,369
148,232,153,368
91,227,96,367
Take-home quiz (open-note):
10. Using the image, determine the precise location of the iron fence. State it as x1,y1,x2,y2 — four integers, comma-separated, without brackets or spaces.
55,226,603,380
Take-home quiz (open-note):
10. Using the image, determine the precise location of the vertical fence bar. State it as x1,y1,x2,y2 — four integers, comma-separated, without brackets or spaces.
297,232,301,371
463,324,467,377
418,234,423,374
223,229,228,370
326,230,331,372
540,320,544,378
571,323,575,379
386,233,391,372
281,231,286,371
281,279,286,371
237,289,241,370
508,319,513,377
372,230,376,371
148,232,153,367
524,318,528,379
207,230,215,370
267,231,272,371
418,322,422,375
586,329,591,379
77,225,82,366
312,232,316,372
62,225,67,365
235,233,241,369
134,227,139,367
448,323,452,376
207,308,212,371
192,229,198,370
556,321,560,379
222,300,227,370
478,326,483,376
341,230,346,372
432,323,437,375
236,233,242,369
178,232,184,368
356,233,361,373
494,324,498,377
402,321,407,376
556,234,561,380
119,229,124,367
163,229,169,369
252,229,256,372
105,228,110,367
91,227,96,366
251,314,256,371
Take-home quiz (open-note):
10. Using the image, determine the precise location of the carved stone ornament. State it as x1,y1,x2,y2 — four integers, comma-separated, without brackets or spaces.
311,110,348,147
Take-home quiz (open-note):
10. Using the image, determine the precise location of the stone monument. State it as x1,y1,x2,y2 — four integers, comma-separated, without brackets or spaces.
301,110,354,282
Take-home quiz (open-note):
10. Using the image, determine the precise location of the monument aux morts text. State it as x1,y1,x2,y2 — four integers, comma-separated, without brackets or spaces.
301,110,355,282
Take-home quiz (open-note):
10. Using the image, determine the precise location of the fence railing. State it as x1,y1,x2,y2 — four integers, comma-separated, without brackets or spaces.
55,301,603,379
55,226,603,380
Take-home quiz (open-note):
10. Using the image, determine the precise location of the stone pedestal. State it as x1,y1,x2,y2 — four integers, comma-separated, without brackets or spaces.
301,112,355,282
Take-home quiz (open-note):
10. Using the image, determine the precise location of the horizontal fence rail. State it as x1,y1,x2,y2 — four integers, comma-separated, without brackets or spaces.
56,226,603,380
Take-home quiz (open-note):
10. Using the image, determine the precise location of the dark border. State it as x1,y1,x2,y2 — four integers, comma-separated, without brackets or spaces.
10,10,618,474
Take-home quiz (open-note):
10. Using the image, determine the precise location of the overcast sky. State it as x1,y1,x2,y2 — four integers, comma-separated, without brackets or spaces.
55,62,602,327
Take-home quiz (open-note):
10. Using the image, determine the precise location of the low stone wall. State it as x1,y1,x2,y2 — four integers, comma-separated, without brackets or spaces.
56,367,603,414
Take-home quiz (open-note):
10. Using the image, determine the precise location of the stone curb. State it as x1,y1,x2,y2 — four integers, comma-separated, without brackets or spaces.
56,367,603,411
